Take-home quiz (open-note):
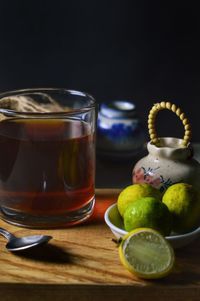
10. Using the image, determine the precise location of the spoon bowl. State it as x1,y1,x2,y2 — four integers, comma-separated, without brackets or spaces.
0,227,52,252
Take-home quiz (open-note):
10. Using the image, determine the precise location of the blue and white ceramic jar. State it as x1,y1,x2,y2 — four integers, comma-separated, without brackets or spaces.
97,100,145,158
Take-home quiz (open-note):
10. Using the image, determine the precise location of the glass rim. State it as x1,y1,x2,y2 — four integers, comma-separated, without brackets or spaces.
0,88,96,116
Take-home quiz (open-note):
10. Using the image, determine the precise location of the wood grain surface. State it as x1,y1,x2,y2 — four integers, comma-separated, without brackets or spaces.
0,189,200,301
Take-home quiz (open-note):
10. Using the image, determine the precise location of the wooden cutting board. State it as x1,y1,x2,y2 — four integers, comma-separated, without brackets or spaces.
0,189,200,301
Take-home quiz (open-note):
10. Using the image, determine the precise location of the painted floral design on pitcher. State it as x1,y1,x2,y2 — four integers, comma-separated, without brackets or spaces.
133,166,173,192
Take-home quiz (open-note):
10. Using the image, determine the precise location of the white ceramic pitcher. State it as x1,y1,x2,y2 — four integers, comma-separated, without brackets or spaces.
132,102,200,193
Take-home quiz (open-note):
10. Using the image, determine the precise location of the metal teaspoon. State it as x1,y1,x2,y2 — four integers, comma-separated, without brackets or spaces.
0,227,52,252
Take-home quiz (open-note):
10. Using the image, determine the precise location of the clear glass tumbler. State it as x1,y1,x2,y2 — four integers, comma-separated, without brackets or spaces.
0,88,96,228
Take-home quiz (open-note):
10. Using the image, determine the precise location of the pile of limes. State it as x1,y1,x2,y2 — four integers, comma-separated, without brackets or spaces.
116,182,200,279
117,183,200,235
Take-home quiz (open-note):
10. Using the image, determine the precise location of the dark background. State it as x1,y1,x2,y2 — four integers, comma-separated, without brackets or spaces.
0,1,200,141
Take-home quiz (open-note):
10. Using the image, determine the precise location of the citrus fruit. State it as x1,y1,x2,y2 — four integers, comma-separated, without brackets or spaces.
109,204,124,229
124,197,172,236
119,228,175,279
117,184,162,217
162,183,200,233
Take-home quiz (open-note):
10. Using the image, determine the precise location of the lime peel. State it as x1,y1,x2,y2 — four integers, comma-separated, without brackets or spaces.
124,197,172,236
162,183,200,233
117,184,162,217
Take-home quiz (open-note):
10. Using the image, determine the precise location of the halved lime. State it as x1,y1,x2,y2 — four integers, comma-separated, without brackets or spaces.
119,228,175,279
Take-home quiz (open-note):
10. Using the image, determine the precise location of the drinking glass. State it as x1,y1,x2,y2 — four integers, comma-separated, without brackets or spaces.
0,88,96,228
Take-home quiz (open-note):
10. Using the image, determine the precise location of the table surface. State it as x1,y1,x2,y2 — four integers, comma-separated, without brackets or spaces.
1,189,200,301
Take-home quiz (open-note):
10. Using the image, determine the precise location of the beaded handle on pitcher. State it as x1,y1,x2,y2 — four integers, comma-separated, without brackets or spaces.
148,102,192,147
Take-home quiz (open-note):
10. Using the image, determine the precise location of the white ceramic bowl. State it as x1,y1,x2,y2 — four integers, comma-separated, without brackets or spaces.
104,203,200,249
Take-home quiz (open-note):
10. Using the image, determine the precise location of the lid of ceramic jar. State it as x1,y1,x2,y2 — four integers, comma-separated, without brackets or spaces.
100,100,137,119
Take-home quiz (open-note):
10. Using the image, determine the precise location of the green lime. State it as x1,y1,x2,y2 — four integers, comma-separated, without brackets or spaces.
162,183,200,233
117,184,162,217
109,205,124,229
119,228,175,279
124,197,172,236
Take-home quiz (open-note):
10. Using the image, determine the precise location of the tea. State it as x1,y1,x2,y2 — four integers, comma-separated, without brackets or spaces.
0,118,95,226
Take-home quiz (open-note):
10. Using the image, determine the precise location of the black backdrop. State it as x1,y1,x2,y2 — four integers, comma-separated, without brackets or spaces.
0,1,200,141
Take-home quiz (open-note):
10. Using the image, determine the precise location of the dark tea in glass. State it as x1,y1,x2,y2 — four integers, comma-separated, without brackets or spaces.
0,89,96,228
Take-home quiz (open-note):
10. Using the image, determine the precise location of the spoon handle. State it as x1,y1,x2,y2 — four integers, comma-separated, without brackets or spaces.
0,227,15,241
